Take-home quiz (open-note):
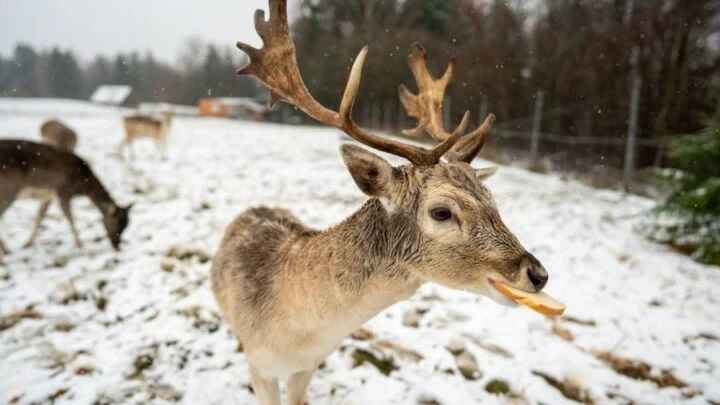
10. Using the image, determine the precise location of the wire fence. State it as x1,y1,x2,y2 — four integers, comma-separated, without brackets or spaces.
269,96,666,192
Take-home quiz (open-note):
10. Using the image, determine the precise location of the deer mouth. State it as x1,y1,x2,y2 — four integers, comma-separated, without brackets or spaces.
488,278,565,317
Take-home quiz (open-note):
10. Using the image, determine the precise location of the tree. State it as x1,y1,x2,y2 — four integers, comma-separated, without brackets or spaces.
648,123,720,265
10,44,41,96
46,47,83,98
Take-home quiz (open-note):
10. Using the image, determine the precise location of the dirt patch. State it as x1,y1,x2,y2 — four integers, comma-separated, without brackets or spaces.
373,340,423,363
176,306,220,333
563,316,597,327
0,308,42,332
682,333,719,344
593,350,696,394
350,327,375,341
552,322,575,342
166,246,211,263
533,370,594,404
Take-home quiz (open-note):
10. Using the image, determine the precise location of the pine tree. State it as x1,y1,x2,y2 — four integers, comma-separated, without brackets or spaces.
649,123,720,265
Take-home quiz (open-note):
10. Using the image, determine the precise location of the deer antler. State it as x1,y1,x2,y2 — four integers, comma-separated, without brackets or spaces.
399,44,458,141
399,45,496,163
236,0,470,166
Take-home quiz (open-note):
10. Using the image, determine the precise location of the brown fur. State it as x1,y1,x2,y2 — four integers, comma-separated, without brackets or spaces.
40,119,77,151
17,119,81,248
120,113,172,160
211,145,548,405
0,140,131,256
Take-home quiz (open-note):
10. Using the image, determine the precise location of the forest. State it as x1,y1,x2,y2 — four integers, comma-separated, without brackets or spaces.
1,0,718,166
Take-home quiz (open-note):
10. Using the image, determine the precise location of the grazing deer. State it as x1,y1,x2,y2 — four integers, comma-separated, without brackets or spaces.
120,112,172,160
41,119,78,150
0,140,132,257
19,119,80,248
211,2,551,404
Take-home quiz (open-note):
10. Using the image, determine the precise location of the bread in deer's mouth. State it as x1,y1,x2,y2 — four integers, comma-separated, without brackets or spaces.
488,278,565,317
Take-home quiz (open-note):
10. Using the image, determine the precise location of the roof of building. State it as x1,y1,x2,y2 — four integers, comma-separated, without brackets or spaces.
90,85,133,105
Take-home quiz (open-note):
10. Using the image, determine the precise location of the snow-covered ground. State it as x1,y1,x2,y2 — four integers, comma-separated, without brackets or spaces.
0,99,718,405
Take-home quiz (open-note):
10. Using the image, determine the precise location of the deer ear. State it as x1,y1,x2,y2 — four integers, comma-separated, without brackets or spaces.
341,144,395,197
475,166,498,181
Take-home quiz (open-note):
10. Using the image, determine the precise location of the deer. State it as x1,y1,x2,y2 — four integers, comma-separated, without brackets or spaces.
17,119,80,248
40,119,78,150
119,112,172,160
0,140,132,258
211,2,556,404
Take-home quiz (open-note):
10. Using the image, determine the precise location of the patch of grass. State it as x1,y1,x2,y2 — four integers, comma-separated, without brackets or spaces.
129,353,155,379
351,348,397,376
176,306,220,333
485,379,510,395
166,246,211,263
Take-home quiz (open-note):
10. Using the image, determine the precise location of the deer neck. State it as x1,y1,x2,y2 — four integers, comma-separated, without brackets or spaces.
283,199,424,331
83,174,118,218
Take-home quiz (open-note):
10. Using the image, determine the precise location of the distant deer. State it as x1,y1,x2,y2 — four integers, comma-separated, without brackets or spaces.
211,2,553,404
18,119,80,248
0,140,132,257
41,119,78,150
120,112,172,160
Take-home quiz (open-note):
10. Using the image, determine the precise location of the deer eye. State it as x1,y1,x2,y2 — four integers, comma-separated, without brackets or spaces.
429,207,453,222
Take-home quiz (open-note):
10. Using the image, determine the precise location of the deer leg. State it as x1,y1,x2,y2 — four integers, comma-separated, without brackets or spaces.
23,199,51,248
249,366,281,405
157,137,168,161
58,197,83,249
129,140,136,161
118,138,127,160
0,188,19,255
287,369,315,405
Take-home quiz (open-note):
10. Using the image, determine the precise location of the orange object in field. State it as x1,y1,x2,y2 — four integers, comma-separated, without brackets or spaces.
198,98,229,117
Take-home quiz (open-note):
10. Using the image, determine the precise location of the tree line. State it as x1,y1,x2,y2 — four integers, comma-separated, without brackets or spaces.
0,0,718,167
0,38,259,105
291,0,720,166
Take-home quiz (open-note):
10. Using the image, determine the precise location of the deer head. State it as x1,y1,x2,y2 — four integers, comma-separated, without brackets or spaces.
103,204,132,251
236,0,549,301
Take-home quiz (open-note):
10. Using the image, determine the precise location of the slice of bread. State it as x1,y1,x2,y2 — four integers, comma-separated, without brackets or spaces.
489,279,565,317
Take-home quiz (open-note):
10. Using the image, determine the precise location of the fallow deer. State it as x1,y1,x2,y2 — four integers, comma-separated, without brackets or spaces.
0,140,132,258
19,119,80,248
211,2,556,404
40,119,78,150
120,112,172,160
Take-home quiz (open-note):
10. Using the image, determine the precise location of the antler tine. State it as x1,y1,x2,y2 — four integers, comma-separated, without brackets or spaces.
237,0,464,166
399,44,457,142
445,114,496,163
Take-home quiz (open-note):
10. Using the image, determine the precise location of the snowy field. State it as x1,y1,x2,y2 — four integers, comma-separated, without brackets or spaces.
1,99,719,405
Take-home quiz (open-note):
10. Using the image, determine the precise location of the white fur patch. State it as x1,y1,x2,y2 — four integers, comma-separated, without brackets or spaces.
379,197,397,214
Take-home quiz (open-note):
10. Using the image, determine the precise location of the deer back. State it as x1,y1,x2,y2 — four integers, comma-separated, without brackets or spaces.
41,120,77,151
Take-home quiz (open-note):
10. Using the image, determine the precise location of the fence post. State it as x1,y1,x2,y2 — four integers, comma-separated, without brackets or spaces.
371,103,381,129
530,90,545,163
398,100,407,131
384,100,394,131
281,105,290,124
361,103,370,127
624,48,642,191
479,94,488,123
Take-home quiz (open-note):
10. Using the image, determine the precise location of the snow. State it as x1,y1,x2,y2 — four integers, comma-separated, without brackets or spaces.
1,99,719,405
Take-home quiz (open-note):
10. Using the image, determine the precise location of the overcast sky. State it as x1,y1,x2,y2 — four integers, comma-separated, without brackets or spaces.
0,0,272,64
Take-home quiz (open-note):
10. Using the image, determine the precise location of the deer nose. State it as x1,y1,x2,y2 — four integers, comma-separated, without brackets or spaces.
521,253,548,291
